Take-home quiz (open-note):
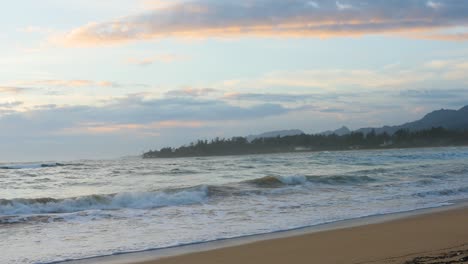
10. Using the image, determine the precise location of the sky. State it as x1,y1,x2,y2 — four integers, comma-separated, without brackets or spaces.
1,0,468,161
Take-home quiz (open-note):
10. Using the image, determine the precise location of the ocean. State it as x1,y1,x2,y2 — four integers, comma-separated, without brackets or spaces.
1,147,468,263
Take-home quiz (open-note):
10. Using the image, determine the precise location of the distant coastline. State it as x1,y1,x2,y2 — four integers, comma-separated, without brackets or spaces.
143,127,468,158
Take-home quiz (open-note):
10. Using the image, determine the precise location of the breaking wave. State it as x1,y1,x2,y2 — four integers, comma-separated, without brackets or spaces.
0,174,377,217
2,172,463,220
245,175,376,188
0,162,69,170
0,186,209,215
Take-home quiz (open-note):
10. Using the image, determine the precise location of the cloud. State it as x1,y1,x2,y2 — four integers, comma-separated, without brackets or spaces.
141,0,181,10
165,87,217,97
1,69,466,160
0,93,304,138
19,26,54,34
17,79,120,88
223,92,338,102
306,1,319,8
0,86,28,94
220,57,468,92
318,107,346,113
400,88,468,100
398,88,468,109
0,101,23,108
222,69,427,91
2,80,150,94
427,1,443,9
424,31,468,41
336,1,352,10
422,59,468,81
55,0,468,46
60,120,206,135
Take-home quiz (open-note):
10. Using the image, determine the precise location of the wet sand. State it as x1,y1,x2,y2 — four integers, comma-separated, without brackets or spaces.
129,206,468,264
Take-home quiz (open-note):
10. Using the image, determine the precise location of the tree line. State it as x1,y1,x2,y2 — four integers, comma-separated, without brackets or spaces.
143,127,468,158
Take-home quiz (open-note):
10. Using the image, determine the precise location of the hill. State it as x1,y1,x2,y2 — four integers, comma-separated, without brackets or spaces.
356,105,468,135
320,126,351,136
246,129,304,142
143,105,468,158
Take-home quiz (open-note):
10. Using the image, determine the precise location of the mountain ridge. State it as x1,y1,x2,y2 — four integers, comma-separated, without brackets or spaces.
246,129,304,142
355,105,468,135
143,105,468,158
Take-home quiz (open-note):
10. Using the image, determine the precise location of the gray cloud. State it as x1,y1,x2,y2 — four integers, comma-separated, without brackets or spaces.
1,88,466,161
0,80,151,96
0,101,23,108
400,88,468,99
0,94,306,160
398,88,468,108
59,0,468,46
224,92,341,102
165,88,217,97
0,94,305,138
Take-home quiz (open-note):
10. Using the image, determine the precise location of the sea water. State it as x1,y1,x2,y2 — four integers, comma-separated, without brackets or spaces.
1,147,468,263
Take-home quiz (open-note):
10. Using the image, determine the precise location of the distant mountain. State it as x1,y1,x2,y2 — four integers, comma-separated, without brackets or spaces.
247,129,304,142
320,126,351,136
356,105,468,135
144,105,468,158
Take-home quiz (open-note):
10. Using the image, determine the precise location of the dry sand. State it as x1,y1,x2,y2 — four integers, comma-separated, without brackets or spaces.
129,206,468,264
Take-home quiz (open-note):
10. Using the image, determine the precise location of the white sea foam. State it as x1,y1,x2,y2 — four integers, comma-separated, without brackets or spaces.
0,186,209,215
276,175,308,185
0,162,65,170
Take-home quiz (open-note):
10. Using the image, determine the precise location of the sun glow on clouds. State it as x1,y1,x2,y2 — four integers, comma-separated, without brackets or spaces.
0,86,27,94
59,120,208,136
2,0,468,160
53,0,468,46
2,58,468,113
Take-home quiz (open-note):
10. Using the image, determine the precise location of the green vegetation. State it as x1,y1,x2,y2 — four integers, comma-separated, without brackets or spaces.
143,127,468,158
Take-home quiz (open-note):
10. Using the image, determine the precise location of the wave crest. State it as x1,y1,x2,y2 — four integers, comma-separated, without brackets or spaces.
0,162,68,170
0,186,209,215
245,175,376,188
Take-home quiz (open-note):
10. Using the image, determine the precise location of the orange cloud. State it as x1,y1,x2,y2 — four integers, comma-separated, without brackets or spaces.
53,0,468,46
154,120,205,128
419,32,468,41
0,86,27,94
60,120,206,135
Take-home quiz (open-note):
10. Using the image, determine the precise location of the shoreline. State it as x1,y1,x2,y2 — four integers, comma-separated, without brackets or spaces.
63,199,468,264
142,145,468,159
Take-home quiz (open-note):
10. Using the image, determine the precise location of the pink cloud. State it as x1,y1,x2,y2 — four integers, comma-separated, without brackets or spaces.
53,0,468,46
60,120,207,135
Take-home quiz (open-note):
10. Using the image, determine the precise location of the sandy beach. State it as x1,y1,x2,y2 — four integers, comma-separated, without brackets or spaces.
127,205,468,264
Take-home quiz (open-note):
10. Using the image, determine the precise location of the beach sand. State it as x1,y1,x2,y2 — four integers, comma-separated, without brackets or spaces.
128,206,468,264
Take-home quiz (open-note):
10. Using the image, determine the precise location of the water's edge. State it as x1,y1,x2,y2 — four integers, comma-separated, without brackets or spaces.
60,199,468,264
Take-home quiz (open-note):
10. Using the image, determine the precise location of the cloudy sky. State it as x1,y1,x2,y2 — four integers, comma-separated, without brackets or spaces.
1,0,468,161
